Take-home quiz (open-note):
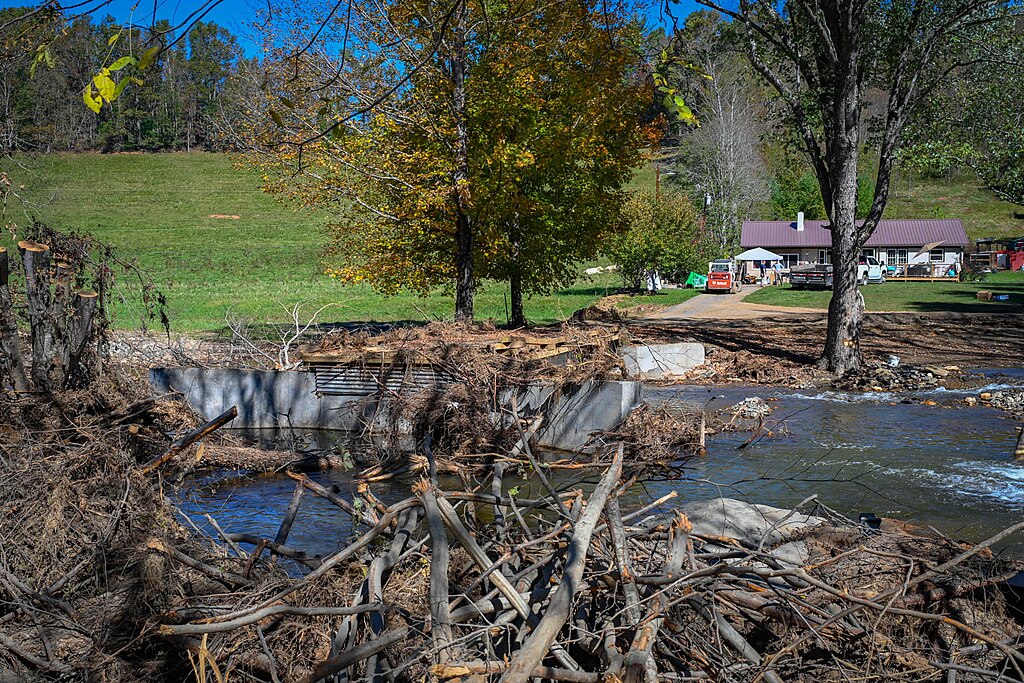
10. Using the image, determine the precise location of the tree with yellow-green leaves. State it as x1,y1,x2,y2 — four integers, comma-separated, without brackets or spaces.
243,0,658,324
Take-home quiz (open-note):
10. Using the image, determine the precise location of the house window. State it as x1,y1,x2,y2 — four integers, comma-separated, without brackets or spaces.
929,248,944,263
781,253,800,269
818,249,831,264
861,248,876,260
887,248,908,265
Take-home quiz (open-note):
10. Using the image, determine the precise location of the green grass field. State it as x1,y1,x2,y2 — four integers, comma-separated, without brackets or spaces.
886,168,1024,241
743,271,1024,313
3,153,1019,330
0,152,654,331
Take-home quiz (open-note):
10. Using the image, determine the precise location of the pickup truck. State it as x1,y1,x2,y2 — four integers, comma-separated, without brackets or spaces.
789,257,885,289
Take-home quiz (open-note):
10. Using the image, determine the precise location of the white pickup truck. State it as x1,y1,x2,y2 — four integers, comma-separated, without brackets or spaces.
857,256,885,285
789,256,885,289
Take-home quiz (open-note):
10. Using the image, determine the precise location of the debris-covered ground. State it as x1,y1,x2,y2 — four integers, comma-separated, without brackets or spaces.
7,377,1023,683
6,314,1024,680
990,390,1024,418
634,311,1024,384
5,228,1024,679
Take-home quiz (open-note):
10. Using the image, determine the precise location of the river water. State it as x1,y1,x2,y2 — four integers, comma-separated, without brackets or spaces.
176,372,1024,559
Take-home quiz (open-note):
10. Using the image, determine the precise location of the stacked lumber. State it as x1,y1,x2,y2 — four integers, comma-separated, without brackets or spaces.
299,329,624,367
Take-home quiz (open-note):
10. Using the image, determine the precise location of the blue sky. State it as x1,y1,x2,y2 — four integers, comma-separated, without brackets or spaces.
0,0,705,55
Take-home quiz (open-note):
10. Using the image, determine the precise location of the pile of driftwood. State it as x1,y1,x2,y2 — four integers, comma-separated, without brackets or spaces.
138,441,1024,683
2,372,1022,682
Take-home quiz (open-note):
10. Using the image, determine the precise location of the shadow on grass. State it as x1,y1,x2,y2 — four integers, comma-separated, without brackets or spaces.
636,315,825,366
902,280,1024,313
555,285,622,297
210,319,433,339
905,299,1024,313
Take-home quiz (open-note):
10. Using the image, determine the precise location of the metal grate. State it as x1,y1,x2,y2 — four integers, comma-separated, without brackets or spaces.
311,363,453,397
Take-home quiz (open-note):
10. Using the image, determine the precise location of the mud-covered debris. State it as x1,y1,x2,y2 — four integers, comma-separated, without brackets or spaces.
835,361,968,392
988,389,1024,417
730,396,772,418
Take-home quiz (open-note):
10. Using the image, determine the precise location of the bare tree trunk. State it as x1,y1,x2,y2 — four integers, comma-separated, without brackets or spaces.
450,2,474,323
820,48,865,375
509,269,525,328
822,223,864,374
19,241,59,391
454,211,474,322
0,247,29,391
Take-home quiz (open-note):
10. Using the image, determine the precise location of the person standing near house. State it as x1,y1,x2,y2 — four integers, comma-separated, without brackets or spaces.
759,260,767,285
772,260,783,285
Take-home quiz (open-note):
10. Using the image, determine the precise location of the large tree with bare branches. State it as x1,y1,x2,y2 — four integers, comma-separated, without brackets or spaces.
694,0,1020,373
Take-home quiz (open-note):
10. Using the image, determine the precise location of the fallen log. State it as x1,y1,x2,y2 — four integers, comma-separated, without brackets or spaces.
286,470,377,525
417,482,453,665
620,511,690,683
273,481,304,547
146,538,249,588
434,494,580,672
159,603,385,635
141,406,238,473
222,533,321,568
434,660,601,682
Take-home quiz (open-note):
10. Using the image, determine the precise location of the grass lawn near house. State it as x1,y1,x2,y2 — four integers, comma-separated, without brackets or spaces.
0,152,637,332
614,288,703,310
743,271,1024,313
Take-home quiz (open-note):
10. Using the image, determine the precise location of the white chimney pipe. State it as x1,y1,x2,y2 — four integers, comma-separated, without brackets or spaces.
797,212,805,232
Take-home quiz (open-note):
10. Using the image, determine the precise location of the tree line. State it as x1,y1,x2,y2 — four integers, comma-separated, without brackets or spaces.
0,7,249,153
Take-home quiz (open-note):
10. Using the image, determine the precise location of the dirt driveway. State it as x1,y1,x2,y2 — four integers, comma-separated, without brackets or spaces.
649,287,823,321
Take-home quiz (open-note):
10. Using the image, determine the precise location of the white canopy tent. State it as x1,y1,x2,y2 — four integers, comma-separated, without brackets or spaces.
733,247,783,262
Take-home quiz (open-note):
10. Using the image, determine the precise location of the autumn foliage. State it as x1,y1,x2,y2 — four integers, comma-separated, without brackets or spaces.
243,0,657,323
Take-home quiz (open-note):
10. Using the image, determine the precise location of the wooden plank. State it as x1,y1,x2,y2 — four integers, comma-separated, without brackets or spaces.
528,348,572,362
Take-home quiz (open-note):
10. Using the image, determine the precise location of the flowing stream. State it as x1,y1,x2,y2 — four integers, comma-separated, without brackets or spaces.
176,370,1024,559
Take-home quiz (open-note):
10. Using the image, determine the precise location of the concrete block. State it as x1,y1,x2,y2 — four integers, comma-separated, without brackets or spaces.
149,367,367,430
621,342,705,378
523,380,641,452
151,368,642,453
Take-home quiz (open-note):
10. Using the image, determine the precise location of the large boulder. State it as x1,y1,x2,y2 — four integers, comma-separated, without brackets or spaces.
682,497,821,548
621,342,705,379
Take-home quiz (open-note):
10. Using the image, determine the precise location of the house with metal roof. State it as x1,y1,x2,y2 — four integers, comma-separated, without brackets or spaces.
741,214,969,275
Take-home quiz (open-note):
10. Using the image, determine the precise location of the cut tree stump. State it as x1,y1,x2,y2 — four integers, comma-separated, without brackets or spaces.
0,247,28,391
65,290,99,385
18,241,57,391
